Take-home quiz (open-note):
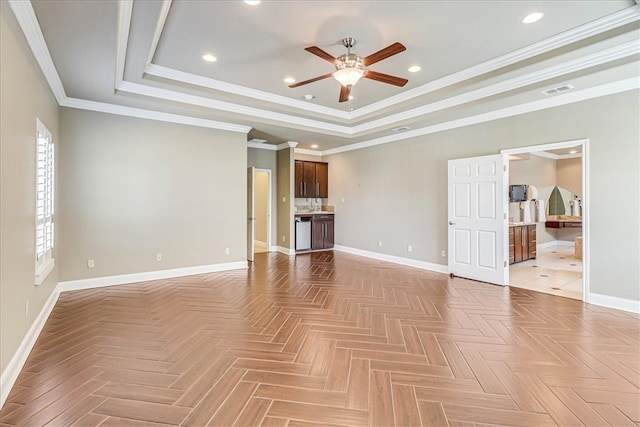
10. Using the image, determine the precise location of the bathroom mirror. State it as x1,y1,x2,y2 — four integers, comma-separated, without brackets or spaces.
549,186,581,217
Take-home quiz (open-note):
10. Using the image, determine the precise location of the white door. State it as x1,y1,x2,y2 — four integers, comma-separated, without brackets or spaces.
448,154,508,285
247,166,255,262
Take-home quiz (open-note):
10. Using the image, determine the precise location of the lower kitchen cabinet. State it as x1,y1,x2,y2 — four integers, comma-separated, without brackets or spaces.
509,224,536,264
312,214,334,249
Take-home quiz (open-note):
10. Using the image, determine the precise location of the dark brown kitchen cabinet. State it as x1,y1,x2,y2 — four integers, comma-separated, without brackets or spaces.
312,214,334,249
509,224,536,264
294,160,328,198
295,160,304,198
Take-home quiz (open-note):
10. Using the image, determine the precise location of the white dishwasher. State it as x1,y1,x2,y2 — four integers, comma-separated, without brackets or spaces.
295,216,312,250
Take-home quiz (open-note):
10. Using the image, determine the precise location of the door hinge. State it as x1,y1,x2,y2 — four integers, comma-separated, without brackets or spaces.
504,261,507,267
503,165,507,172
504,213,507,219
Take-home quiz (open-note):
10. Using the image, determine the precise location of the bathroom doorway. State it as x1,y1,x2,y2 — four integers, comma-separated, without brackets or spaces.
253,169,272,254
502,139,588,301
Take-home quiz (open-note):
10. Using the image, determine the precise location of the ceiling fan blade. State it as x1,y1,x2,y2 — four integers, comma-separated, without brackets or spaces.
305,46,339,64
288,73,333,88
364,70,408,87
362,42,406,66
339,85,351,103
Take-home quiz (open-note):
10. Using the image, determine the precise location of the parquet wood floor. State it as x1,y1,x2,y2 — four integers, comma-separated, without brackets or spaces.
1,251,639,426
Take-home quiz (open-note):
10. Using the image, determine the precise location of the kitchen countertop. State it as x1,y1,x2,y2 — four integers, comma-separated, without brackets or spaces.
295,211,334,215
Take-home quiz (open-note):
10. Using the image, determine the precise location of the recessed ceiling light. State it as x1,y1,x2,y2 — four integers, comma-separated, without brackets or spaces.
202,54,217,62
569,149,578,154
284,77,295,84
304,94,315,101
408,65,421,73
244,1,261,5
310,144,319,149
348,95,354,100
522,12,544,24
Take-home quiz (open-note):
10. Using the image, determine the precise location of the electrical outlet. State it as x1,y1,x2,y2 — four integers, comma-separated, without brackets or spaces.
87,259,95,269
282,196,286,203
225,248,230,255
441,250,446,258
377,240,382,248
282,235,286,242
341,197,345,203
25,300,29,317
156,253,162,261
407,245,412,253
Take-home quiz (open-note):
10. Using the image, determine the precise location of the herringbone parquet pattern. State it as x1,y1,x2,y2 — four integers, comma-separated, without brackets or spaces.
1,251,638,426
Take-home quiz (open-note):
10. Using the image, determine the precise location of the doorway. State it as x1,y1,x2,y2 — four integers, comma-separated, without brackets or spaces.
247,168,272,261
502,139,588,301
254,170,271,254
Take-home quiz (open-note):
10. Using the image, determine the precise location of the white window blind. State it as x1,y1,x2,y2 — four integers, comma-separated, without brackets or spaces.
35,119,54,281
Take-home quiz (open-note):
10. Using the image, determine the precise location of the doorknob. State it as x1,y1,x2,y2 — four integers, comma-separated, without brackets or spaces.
449,221,456,225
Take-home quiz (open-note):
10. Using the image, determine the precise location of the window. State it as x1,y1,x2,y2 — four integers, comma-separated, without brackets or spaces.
35,119,55,284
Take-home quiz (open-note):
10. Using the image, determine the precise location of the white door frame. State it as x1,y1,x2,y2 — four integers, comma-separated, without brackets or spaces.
254,168,273,252
501,138,589,302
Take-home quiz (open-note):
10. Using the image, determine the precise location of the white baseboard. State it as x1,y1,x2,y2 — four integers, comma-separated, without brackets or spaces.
0,287,60,409
334,245,449,274
273,246,295,256
537,240,575,249
588,292,640,314
57,261,248,292
254,240,267,249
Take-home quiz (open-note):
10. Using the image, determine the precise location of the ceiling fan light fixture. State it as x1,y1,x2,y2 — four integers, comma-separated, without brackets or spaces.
408,65,421,73
333,67,364,87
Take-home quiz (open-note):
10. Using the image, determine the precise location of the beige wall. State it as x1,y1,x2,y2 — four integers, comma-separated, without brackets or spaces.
248,148,277,247
326,90,640,302
58,108,247,281
557,157,582,197
509,155,557,244
277,148,294,249
0,2,60,374
254,171,269,244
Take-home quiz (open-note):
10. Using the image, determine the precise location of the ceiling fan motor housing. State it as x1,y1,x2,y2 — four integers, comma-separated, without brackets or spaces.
335,53,364,71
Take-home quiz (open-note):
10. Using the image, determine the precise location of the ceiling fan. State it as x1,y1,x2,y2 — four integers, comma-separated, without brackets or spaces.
289,37,408,102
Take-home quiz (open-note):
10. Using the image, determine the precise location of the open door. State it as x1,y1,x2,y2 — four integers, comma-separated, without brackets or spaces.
448,154,508,285
247,166,255,262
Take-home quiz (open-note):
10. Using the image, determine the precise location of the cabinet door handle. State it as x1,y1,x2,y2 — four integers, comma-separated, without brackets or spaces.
303,182,306,196
521,228,525,246
316,183,319,197
299,182,303,195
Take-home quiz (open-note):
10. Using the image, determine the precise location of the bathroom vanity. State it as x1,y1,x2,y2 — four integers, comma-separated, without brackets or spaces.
509,224,536,264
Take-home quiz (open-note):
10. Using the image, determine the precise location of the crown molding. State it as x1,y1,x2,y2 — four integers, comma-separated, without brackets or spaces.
531,151,582,160
280,141,299,149
141,0,348,119
144,0,171,69
294,148,323,157
62,97,252,133
7,0,66,104
115,80,354,135
10,0,640,152
138,0,639,121
350,41,640,135
145,64,350,120
115,0,133,87
248,142,278,150
348,5,640,119
321,78,640,156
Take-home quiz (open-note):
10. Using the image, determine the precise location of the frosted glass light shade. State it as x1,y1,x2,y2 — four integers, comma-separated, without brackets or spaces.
333,68,364,87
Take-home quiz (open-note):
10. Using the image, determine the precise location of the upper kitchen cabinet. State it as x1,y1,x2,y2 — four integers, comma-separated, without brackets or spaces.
315,162,328,198
295,160,328,198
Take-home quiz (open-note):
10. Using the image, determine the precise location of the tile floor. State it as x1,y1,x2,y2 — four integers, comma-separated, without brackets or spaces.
509,244,583,300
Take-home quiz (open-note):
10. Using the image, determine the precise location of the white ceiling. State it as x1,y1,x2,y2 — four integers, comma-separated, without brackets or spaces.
15,0,640,152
